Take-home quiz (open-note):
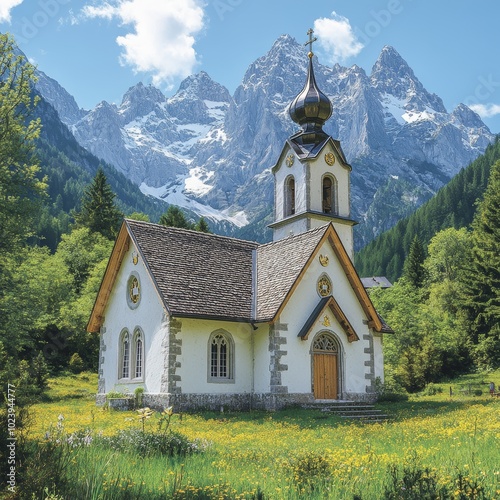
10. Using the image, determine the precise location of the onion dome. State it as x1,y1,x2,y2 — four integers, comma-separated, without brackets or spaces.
288,30,332,146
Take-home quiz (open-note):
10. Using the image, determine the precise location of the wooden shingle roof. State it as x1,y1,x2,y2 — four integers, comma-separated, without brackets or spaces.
255,225,328,321
127,219,258,321
88,220,392,333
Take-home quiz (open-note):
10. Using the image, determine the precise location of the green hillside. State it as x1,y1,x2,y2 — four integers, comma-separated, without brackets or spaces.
355,136,500,281
33,96,167,250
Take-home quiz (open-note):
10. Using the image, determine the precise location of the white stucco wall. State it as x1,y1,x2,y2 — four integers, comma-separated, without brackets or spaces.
274,148,306,221
100,243,166,395
308,144,350,219
253,325,272,393
176,318,255,394
276,238,376,397
272,144,354,256
272,218,310,241
99,230,383,404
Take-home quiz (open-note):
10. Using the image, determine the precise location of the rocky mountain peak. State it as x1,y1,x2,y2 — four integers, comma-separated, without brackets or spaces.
174,71,231,103
452,103,489,129
372,45,412,75
269,34,300,56
371,45,446,114
119,82,166,122
35,35,495,246
34,69,87,127
242,34,304,89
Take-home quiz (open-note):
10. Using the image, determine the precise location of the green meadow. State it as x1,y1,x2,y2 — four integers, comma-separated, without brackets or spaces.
8,371,499,499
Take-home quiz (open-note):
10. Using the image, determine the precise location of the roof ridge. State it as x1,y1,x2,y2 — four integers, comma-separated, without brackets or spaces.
258,223,330,250
125,218,260,247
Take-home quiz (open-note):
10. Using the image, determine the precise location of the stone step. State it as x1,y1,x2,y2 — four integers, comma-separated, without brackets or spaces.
339,413,389,419
319,405,377,411
302,401,375,408
302,401,391,423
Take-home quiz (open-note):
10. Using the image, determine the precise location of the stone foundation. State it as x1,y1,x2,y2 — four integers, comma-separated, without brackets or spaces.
97,391,377,411
107,397,134,410
96,394,106,406
342,392,377,403
143,392,320,412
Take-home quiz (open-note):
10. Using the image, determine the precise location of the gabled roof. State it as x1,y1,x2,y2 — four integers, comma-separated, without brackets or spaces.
297,296,360,343
87,220,259,331
361,276,393,289
87,222,132,333
88,220,391,334
288,135,350,165
272,136,351,174
256,225,327,321
127,220,259,321
256,223,388,334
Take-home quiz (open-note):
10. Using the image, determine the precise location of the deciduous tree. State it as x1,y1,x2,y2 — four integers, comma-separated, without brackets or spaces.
0,33,46,253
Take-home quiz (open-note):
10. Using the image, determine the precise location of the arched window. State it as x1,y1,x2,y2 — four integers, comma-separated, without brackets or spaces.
133,330,144,379
285,176,296,217
208,330,234,382
322,175,338,214
313,332,339,353
120,331,130,379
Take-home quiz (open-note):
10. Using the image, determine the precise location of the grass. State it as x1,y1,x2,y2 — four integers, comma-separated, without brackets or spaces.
13,371,500,499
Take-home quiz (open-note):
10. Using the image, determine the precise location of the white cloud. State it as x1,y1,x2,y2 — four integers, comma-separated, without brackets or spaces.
81,0,205,88
313,11,364,64
0,0,24,23
469,103,500,118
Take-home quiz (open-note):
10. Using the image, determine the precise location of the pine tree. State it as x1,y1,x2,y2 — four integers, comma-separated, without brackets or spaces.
74,168,123,239
355,137,500,279
159,206,193,229
402,235,425,288
195,217,211,233
461,160,500,366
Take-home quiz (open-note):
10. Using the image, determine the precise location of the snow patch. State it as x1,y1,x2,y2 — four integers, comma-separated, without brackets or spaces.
204,100,227,121
140,180,248,228
184,167,214,196
402,110,435,123
381,93,406,125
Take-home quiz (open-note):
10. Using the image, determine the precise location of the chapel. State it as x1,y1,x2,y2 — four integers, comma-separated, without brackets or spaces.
88,30,392,411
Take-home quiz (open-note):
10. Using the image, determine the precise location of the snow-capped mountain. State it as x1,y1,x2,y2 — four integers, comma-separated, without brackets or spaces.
36,35,495,246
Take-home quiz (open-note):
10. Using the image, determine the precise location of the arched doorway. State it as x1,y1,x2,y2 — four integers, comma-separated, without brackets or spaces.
312,332,340,400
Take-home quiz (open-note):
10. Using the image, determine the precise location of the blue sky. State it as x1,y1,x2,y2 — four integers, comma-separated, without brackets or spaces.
2,0,500,132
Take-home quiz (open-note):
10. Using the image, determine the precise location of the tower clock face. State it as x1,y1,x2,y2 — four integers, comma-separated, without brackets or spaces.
286,154,295,167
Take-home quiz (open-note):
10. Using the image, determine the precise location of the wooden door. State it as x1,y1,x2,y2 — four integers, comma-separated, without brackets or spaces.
314,353,338,400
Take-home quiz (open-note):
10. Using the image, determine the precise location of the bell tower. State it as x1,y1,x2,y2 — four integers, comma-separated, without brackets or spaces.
269,29,357,257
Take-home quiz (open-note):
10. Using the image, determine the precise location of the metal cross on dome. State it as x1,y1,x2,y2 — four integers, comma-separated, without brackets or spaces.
304,28,317,55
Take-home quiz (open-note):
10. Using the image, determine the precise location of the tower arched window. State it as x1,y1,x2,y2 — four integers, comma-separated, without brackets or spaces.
120,330,130,379
208,330,234,382
285,176,296,217
322,175,338,215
